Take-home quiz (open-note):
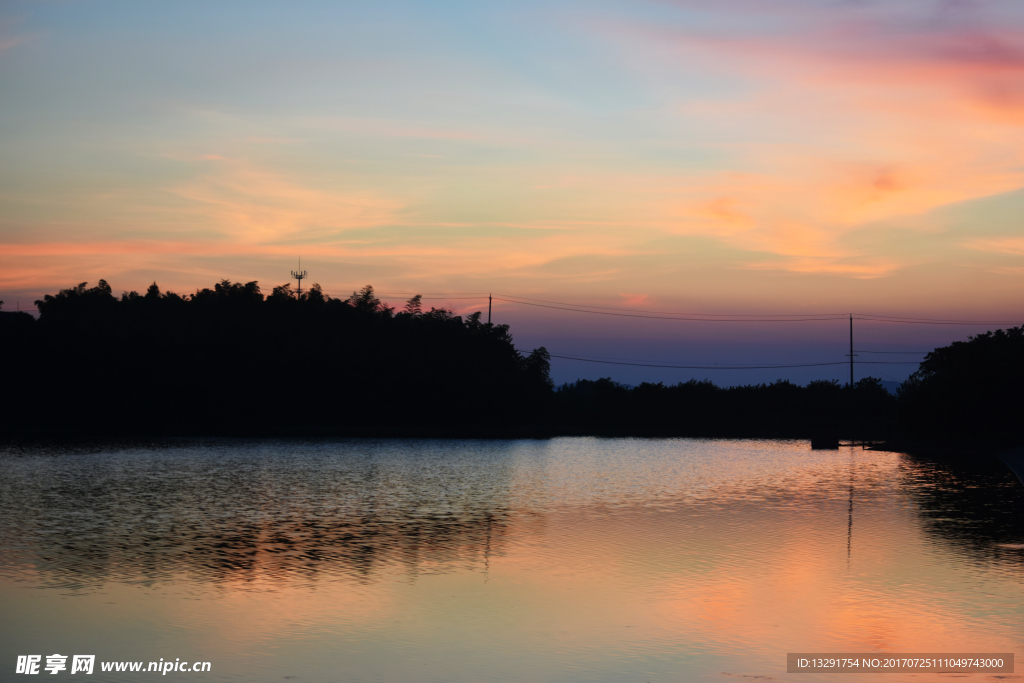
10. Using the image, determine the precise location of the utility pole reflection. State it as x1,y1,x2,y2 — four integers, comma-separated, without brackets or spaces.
848,453,855,568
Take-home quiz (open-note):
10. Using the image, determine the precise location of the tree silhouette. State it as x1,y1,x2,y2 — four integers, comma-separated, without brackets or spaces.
403,295,422,316
897,325,1024,446
1,279,553,436
2,278,1013,444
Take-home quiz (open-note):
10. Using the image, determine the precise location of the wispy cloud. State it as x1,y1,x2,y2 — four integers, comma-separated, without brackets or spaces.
0,35,30,54
3,0,1024,309
570,0,1024,274
962,236,1024,255
165,156,405,244
301,116,484,141
0,17,38,56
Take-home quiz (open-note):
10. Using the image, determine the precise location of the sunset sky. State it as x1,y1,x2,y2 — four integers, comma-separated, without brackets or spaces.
2,0,1023,384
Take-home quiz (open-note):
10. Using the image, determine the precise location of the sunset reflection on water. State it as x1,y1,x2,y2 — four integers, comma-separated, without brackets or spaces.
1,438,1022,682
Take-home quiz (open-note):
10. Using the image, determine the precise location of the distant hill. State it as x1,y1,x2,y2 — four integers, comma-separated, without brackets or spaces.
880,380,902,395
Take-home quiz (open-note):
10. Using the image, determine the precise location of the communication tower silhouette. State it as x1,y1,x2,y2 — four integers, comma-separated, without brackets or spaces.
291,259,308,296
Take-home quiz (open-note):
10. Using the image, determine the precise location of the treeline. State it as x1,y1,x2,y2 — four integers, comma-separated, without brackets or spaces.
897,325,1023,446
1,280,1020,444
552,377,894,438
0,280,553,436
552,325,1023,445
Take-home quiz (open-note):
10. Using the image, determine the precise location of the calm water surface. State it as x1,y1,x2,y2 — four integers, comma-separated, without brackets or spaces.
1,438,1023,682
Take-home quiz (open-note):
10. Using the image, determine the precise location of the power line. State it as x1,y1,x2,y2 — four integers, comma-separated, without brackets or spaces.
854,350,929,354
19,284,1020,326
550,350,924,365
548,355,849,370
375,291,1019,326
857,361,926,364
550,351,750,365
489,294,1020,326
492,297,846,322
549,354,922,370
346,292,488,299
385,296,486,301
369,292,487,297
854,314,1021,325
297,290,1021,326
495,293,844,318
407,292,1019,326
550,351,815,366
854,319,1020,326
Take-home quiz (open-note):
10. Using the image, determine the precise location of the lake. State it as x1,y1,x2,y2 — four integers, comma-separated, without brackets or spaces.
1,438,1022,682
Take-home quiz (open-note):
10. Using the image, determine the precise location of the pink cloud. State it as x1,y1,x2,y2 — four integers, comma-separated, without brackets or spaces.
622,1,1024,119
558,1,1024,276
0,31,37,55
618,293,651,306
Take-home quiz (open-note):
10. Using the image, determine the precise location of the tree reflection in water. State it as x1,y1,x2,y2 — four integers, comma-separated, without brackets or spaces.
899,452,1024,569
6,439,1024,595
0,439,515,589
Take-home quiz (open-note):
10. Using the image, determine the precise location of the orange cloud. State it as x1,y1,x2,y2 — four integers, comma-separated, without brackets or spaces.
165,156,405,245
5,1,1024,301
571,2,1024,275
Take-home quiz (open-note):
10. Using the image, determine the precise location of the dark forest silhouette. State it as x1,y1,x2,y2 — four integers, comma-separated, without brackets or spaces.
0,280,552,436
0,280,1020,446
552,376,893,439
554,325,1022,445
896,325,1023,447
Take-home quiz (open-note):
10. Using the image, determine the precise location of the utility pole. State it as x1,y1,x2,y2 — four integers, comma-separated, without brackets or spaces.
488,293,492,325
848,314,855,387
291,258,307,297
848,314,857,446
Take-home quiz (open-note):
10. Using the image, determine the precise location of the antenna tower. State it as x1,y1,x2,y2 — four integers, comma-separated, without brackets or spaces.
291,259,308,296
